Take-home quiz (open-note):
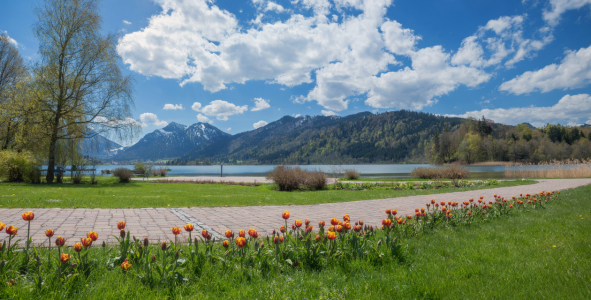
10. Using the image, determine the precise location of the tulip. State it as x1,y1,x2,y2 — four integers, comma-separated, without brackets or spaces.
318,221,325,228
161,241,167,251
225,230,234,239
294,220,303,228
248,228,259,238
235,237,247,248
358,220,364,226
117,221,126,230
239,230,246,237
55,236,65,247
315,235,321,241
343,214,350,222
0,222,4,231
282,210,290,220
305,218,311,226
330,218,339,226
74,243,83,252
172,227,181,235
406,214,412,220
222,240,230,248
442,206,447,212
382,219,391,227
392,210,398,216
184,224,194,232
82,237,92,248
273,235,281,244
6,225,17,236
280,226,286,233
431,199,435,204
202,229,209,238
22,211,34,221
343,222,351,230
46,228,54,238
144,237,149,247
60,253,69,264
385,208,391,215
336,225,343,233
327,226,335,232
326,231,336,240
121,258,132,271
120,229,126,238
87,231,98,241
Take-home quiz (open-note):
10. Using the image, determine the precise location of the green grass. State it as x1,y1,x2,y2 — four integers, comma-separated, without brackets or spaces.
1,183,589,299
0,178,535,209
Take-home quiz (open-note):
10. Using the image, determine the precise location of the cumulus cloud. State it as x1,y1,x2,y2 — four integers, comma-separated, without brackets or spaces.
251,98,271,111
253,120,268,128
191,102,202,111
252,0,286,13
163,103,184,110
2,31,18,46
451,15,553,68
117,0,497,112
321,110,337,116
446,94,591,127
201,100,248,121
543,0,591,26
196,114,211,123
499,45,591,94
123,20,132,25
139,113,168,126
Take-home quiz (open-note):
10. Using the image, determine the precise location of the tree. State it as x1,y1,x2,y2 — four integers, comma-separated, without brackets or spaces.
32,0,139,182
0,34,28,150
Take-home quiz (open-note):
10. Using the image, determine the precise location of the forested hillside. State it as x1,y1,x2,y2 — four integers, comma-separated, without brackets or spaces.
183,111,465,164
428,117,591,164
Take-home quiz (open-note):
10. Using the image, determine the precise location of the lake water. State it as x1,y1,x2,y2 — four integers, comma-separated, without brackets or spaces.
95,164,511,179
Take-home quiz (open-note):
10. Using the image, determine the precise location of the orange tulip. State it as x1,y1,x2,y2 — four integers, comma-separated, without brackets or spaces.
358,220,364,226
343,222,351,230
60,253,69,264
336,225,343,233
318,220,325,228
0,222,5,231
46,229,55,238
280,226,286,233
442,206,447,212
305,218,311,226
431,199,435,204
225,230,233,239
273,236,281,244
117,221,126,230
121,258,132,271
354,225,362,232
327,226,335,232
237,229,245,237
406,214,412,220
235,237,247,248
74,242,83,252
22,211,34,221
343,214,350,222
87,231,98,241
172,227,181,235
6,225,17,236
282,210,290,220
82,237,92,248
120,229,126,238
326,231,336,240
330,218,339,226
315,235,321,241
392,210,397,216
385,208,391,214
294,220,303,228
222,240,230,248
55,236,65,247
184,224,194,232
161,241,167,251
202,229,209,238
248,228,259,238
382,219,391,227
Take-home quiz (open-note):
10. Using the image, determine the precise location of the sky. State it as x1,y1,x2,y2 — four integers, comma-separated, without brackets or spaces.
2,0,591,145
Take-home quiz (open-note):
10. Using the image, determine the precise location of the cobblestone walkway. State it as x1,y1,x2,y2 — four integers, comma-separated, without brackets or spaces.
1,179,589,246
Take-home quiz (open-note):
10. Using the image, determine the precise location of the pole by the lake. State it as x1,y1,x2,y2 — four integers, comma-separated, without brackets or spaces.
221,162,223,177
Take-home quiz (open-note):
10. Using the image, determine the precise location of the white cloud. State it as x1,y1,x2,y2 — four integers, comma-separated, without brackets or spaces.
500,45,591,94
446,94,591,127
451,15,553,68
543,0,591,26
321,110,337,116
123,20,132,25
294,114,301,118
191,102,202,111
252,0,286,13
196,114,211,123
201,100,248,121
117,0,494,112
226,127,232,131
251,98,271,111
163,103,184,110
2,31,18,46
139,113,168,126
253,120,268,128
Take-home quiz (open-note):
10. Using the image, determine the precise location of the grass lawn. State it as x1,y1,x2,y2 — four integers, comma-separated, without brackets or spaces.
0,178,535,209
1,183,589,299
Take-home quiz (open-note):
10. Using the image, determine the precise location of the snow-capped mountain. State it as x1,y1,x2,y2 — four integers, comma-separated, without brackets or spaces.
112,122,229,161
82,129,123,159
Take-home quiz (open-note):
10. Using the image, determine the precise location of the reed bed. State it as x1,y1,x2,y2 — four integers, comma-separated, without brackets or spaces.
153,179,261,187
505,159,591,178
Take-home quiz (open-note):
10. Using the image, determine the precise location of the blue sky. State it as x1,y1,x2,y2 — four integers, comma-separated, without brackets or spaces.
2,0,591,145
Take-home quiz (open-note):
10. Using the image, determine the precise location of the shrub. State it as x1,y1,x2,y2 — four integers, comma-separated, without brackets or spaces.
303,171,327,190
411,166,471,180
343,169,360,180
267,166,327,191
153,167,167,177
0,150,41,183
112,168,134,183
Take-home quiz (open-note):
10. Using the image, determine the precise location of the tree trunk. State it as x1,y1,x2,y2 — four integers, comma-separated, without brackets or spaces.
45,113,61,183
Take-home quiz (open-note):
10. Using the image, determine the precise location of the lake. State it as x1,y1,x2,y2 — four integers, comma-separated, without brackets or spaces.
95,164,510,179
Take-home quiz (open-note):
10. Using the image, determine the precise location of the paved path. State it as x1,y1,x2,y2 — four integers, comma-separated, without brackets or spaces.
1,179,589,246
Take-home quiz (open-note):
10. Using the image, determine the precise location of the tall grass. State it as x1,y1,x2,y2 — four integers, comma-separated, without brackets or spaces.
505,159,591,178
410,165,471,179
266,166,327,191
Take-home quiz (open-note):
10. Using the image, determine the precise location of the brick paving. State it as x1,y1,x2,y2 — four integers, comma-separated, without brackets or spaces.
1,178,589,246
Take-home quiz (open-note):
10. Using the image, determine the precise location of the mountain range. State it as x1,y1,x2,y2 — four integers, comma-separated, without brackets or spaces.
93,110,465,164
